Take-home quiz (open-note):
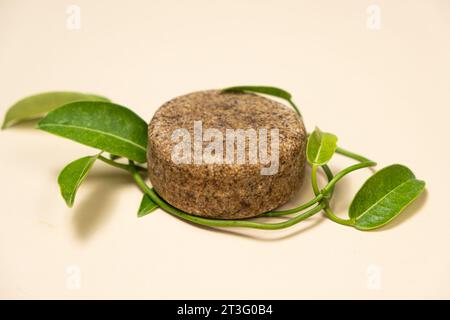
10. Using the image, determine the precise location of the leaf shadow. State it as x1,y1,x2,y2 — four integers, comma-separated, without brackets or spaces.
71,169,131,241
65,161,379,240
157,165,328,241
166,214,325,242
372,189,428,232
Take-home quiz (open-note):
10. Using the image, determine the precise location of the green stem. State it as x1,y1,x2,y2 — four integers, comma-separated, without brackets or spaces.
318,161,377,227
310,161,375,228
264,193,323,217
323,205,354,226
311,165,320,195
288,99,302,117
335,146,371,163
266,164,334,217
130,164,324,230
96,147,373,230
98,155,146,172
321,163,335,197
322,161,376,194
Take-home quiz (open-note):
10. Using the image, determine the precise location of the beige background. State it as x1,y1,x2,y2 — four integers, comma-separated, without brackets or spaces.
0,0,449,299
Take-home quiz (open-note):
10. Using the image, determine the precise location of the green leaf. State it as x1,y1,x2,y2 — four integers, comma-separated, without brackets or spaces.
58,154,99,207
137,194,159,217
306,127,338,166
2,92,109,129
221,85,302,115
349,164,426,230
38,101,148,163
222,85,292,100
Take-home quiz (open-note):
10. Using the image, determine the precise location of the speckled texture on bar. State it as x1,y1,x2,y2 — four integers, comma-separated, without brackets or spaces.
147,90,307,219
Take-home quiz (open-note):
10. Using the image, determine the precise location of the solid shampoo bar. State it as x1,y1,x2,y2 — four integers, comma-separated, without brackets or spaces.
147,90,307,219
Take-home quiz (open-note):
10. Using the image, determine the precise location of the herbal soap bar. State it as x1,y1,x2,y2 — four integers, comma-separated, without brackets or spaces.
147,90,307,219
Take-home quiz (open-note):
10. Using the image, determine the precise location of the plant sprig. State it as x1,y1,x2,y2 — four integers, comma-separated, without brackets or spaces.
2,87,426,232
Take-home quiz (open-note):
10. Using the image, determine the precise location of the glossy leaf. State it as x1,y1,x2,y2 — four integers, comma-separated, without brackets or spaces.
222,85,292,100
58,154,99,207
38,101,148,163
2,91,109,129
137,194,159,217
306,127,338,166
349,164,425,230
222,85,303,115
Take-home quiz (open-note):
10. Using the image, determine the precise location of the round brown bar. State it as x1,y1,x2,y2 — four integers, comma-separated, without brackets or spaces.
147,90,307,219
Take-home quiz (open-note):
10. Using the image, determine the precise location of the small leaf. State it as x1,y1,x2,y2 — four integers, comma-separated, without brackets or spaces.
306,127,338,166
137,194,159,217
222,86,292,100
58,154,99,207
2,92,109,129
349,164,426,230
38,101,148,163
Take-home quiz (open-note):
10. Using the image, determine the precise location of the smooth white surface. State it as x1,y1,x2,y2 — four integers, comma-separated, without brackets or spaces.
0,0,449,299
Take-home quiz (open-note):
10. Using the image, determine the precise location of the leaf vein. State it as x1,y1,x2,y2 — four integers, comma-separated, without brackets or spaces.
355,179,414,221
39,123,146,152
